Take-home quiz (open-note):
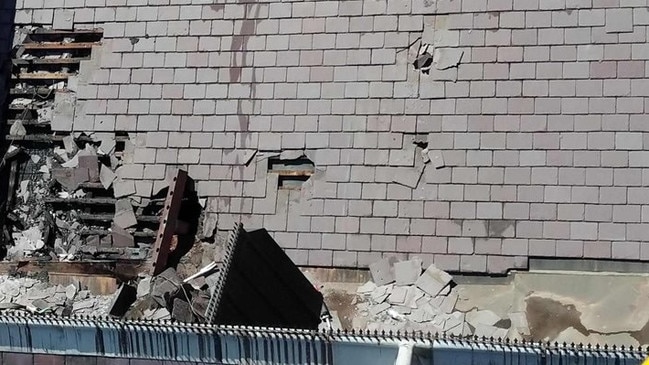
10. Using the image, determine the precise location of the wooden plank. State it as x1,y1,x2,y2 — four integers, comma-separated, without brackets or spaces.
22,42,99,50
9,87,57,95
12,57,88,65
6,134,57,142
271,170,314,177
78,213,159,223
44,197,116,205
78,182,108,189
79,229,156,238
6,134,130,143
7,160,18,209
7,119,47,126
0,260,145,282
12,72,73,80
30,28,104,35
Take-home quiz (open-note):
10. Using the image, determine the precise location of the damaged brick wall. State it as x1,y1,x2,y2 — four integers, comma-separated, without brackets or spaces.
11,0,649,273
0,0,15,125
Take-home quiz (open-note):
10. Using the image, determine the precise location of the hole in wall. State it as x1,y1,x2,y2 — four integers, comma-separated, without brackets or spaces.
268,155,315,190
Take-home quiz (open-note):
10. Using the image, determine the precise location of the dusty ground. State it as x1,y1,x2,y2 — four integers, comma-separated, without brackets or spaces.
308,269,649,347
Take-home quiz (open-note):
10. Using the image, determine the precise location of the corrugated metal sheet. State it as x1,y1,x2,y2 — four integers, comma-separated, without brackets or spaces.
0,315,645,365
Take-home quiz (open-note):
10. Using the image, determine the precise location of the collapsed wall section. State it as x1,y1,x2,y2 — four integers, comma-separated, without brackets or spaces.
11,0,649,273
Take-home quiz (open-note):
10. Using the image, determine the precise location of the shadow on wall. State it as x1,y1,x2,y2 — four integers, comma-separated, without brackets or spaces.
0,0,15,258
0,0,16,106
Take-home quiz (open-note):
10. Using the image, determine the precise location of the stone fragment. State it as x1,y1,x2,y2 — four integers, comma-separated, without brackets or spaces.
466,310,501,327
9,120,26,137
113,179,136,198
392,166,423,188
65,284,77,300
113,199,137,229
433,48,464,70
205,272,221,296
72,299,95,312
99,164,116,189
370,284,392,304
357,281,377,294
415,264,453,297
387,286,408,305
98,134,116,155
151,268,181,307
111,224,135,247
151,307,171,320
31,299,51,311
62,135,78,155
438,285,451,296
421,148,431,163
427,150,445,169
369,258,395,286
107,284,137,317
171,298,194,322
52,91,75,132
52,168,77,191
369,302,390,316
439,291,458,314
137,277,151,298
394,259,422,286
405,287,425,309
78,154,99,182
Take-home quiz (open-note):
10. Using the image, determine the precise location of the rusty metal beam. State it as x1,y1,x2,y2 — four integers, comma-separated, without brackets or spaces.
0,260,146,281
149,169,188,276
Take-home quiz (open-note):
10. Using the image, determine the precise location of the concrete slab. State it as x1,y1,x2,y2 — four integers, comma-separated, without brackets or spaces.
111,224,134,248
369,258,395,286
433,48,464,70
113,178,136,198
357,281,377,294
415,264,452,297
427,149,445,169
439,291,458,314
52,91,75,132
137,277,151,298
410,307,433,323
370,284,392,304
78,154,99,183
113,199,137,229
387,286,408,305
394,259,422,286
171,298,194,322
369,302,390,316
151,268,181,308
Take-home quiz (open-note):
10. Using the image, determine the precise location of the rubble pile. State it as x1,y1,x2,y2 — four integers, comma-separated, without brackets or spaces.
122,267,215,322
3,27,154,263
355,258,529,339
0,275,112,316
3,134,159,262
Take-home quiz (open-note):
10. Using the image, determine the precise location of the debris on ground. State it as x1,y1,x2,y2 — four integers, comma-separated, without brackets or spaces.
356,259,525,338
0,275,112,316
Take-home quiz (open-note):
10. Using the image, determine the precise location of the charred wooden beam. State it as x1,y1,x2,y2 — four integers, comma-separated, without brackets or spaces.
21,42,99,50
44,197,117,205
78,213,159,224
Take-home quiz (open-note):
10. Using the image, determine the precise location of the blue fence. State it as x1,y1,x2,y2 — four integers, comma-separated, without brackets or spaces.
0,314,645,365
